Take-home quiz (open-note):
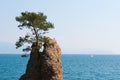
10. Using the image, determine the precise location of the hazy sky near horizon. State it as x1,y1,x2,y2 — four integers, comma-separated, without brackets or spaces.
1,0,120,54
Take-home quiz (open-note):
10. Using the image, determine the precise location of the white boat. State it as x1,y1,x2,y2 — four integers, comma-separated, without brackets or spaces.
90,54,94,58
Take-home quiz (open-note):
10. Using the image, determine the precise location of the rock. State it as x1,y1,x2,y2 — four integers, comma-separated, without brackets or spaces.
19,37,63,80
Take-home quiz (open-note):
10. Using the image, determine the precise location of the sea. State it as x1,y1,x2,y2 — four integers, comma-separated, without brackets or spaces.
1,54,120,80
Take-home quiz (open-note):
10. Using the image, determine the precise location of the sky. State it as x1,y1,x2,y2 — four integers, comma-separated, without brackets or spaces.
1,0,120,54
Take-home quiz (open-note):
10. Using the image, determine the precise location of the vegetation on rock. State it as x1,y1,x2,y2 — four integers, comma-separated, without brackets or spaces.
15,11,54,52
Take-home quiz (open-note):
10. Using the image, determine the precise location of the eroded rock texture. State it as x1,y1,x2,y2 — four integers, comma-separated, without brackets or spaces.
19,38,63,80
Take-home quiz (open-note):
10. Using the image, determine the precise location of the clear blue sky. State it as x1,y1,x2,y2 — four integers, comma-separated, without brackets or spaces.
1,0,120,54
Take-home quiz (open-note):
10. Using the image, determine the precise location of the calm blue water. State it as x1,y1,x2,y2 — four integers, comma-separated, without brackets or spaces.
1,54,120,80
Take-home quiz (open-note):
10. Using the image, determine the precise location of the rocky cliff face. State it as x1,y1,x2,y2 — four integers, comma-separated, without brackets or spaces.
20,38,63,80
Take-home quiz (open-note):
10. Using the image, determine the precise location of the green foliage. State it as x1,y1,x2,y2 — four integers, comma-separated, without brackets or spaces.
22,46,31,52
39,36,48,43
15,11,54,52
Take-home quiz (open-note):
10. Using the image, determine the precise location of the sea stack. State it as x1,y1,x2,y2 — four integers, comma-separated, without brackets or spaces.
19,37,63,80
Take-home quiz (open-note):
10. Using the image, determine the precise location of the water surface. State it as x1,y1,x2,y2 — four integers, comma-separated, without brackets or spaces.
1,54,120,80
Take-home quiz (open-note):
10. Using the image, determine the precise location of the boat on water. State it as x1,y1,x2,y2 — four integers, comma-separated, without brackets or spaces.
90,54,94,58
